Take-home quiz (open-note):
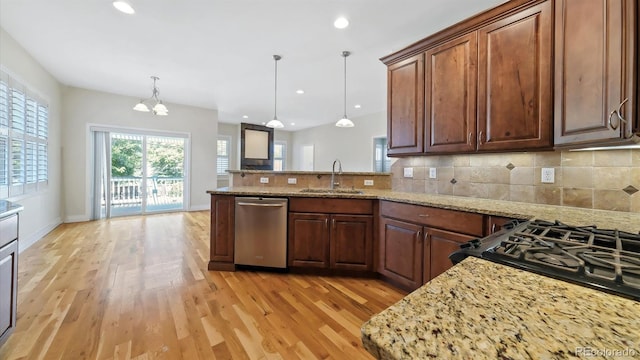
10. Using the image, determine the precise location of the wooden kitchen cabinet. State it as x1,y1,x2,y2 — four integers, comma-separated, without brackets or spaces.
477,0,553,151
208,195,236,271
288,198,374,273
387,54,425,156
383,0,553,155
288,213,330,268
378,201,484,291
330,215,373,272
554,0,638,146
0,213,19,347
425,32,478,153
428,228,475,280
379,217,424,291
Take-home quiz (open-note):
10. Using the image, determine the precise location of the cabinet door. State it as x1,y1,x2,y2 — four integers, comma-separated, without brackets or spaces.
428,228,476,281
379,217,423,291
387,54,425,155
477,0,553,151
0,240,18,344
554,0,636,144
330,215,373,272
209,195,235,265
288,213,330,268
425,32,477,153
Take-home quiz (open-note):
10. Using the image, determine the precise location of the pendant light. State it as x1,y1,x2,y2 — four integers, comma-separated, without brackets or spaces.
133,76,168,116
266,55,284,128
336,51,355,128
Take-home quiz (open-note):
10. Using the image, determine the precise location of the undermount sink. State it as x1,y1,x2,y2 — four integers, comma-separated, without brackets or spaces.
299,188,364,195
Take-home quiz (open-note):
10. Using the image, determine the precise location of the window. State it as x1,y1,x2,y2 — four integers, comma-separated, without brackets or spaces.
217,136,231,176
274,141,286,171
0,70,48,199
374,137,391,172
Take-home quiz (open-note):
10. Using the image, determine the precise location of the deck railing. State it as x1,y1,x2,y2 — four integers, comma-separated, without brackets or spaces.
109,176,184,208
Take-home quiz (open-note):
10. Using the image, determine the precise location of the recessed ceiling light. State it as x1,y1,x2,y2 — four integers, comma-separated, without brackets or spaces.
334,17,349,29
290,122,295,126
296,89,305,94
261,122,266,125
354,104,361,109
113,0,135,14
242,115,248,118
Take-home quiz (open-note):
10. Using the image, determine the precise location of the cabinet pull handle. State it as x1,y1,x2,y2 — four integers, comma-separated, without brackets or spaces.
325,218,329,229
417,230,422,242
468,132,473,145
332,219,336,229
418,214,430,217
609,98,628,131
615,98,633,139
423,230,429,245
477,131,484,145
491,223,497,233
608,109,619,130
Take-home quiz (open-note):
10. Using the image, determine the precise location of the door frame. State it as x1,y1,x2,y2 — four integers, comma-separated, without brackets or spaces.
87,124,191,219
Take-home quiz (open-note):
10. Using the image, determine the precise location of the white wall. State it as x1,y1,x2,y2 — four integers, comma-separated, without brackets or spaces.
291,112,388,171
62,87,218,221
0,28,63,251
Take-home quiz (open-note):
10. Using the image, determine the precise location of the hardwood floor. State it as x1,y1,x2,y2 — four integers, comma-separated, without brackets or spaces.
0,211,406,359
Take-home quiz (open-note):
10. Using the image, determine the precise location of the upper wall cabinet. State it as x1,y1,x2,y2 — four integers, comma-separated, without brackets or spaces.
387,54,425,155
383,0,553,156
554,0,638,147
477,1,553,151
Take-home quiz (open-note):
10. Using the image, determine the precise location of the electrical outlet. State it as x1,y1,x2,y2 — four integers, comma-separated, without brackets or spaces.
287,178,297,184
260,177,269,184
364,179,374,186
429,168,437,179
403,167,414,178
541,168,555,184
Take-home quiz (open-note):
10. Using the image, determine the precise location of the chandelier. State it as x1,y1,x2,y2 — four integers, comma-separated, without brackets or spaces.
133,76,168,116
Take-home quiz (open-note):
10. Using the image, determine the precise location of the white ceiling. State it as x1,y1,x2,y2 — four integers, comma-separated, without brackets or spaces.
0,0,506,130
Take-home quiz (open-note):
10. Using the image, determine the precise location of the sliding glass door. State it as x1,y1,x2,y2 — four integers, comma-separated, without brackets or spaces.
107,132,186,217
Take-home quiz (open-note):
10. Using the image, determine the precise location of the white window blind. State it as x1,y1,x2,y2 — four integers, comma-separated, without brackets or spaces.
0,70,49,199
217,137,230,176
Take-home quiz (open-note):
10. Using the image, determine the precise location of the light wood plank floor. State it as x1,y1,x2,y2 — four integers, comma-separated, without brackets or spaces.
0,211,406,360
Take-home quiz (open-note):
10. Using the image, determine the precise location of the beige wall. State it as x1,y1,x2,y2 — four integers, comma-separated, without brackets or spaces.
291,111,389,172
62,87,218,221
0,28,64,251
392,149,640,212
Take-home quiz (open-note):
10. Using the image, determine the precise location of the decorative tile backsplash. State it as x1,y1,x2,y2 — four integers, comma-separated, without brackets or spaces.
391,149,640,212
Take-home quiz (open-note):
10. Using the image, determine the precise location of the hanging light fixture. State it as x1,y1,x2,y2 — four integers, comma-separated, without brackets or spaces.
336,51,355,127
133,76,168,116
266,55,285,128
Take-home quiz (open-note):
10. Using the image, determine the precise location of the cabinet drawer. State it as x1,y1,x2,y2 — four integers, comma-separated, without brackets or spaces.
0,215,18,249
289,198,373,215
380,201,483,236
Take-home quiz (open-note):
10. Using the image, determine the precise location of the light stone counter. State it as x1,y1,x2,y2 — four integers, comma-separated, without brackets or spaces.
361,257,640,360
207,187,640,233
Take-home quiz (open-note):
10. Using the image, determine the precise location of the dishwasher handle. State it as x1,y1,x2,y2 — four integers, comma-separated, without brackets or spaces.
237,202,285,208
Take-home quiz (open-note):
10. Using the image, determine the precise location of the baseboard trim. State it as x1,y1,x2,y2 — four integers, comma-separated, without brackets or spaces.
19,217,62,253
64,215,91,223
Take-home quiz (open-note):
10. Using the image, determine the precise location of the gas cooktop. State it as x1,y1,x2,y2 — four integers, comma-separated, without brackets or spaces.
451,220,640,301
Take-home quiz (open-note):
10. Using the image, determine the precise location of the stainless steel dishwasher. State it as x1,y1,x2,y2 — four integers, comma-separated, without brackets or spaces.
234,197,288,268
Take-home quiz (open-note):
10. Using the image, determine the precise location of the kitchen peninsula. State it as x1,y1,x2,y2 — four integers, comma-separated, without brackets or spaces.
207,185,640,359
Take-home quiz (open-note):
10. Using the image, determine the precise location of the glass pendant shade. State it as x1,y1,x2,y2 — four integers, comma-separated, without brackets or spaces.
153,102,168,113
133,102,150,112
266,118,284,128
336,117,355,127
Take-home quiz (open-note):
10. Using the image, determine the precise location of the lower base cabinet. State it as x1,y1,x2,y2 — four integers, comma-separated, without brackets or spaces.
428,228,475,280
0,213,19,347
379,217,423,290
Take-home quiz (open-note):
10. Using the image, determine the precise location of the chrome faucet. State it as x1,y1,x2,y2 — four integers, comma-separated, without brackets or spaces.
331,159,343,190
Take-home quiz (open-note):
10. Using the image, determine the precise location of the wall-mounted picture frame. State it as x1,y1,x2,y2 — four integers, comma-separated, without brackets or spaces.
240,123,274,170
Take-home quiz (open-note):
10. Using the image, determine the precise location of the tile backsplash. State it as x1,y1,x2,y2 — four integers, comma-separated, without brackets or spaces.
391,149,640,212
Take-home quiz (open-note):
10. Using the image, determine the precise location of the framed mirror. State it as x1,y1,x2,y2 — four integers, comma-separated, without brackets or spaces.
240,123,274,170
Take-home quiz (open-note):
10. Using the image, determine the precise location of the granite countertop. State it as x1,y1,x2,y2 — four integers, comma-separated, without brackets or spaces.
227,170,390,176
361,257,640,360
207,187,640,233
0,200,23,218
